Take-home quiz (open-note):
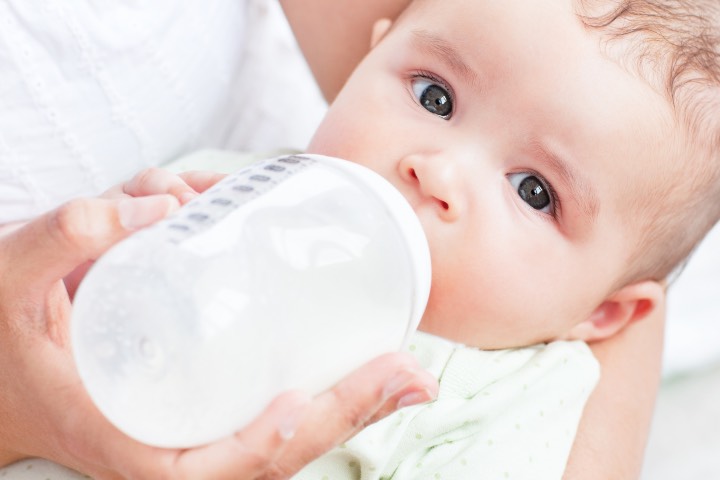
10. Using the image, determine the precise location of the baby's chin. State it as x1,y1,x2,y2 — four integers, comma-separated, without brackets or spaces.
416,309,559,350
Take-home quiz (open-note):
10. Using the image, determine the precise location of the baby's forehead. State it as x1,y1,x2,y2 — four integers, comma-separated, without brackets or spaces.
403,0,685,196
398,2,707,171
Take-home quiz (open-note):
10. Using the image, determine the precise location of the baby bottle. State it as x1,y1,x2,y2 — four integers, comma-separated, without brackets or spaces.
71,154,431,449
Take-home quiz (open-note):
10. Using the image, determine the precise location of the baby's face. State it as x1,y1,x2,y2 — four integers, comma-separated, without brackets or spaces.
307,0,676,348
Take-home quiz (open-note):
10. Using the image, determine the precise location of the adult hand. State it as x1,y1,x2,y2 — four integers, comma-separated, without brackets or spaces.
63,168,225,298
0,169,438,479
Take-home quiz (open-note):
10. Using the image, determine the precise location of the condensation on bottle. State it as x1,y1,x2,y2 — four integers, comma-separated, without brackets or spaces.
71,154,431,448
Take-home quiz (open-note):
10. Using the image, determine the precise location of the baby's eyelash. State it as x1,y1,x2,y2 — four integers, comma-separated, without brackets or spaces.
410,70,456,103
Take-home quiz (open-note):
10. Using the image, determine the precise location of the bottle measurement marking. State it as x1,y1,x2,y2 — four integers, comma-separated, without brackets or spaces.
163,155,314,244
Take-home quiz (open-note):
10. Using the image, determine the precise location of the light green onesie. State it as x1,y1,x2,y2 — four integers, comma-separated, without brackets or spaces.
294,331,598,480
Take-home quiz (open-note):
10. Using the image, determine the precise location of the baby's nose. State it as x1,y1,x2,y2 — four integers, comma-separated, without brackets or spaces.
398,154,462,222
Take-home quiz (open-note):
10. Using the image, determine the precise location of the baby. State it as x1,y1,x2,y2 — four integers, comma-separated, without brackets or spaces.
278,0,719,478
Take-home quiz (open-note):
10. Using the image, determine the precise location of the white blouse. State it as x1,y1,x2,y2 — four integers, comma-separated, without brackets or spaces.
0,0,249,224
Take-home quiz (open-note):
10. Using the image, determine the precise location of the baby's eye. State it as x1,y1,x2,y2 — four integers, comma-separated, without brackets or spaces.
508,172,555,215
411,77,453,118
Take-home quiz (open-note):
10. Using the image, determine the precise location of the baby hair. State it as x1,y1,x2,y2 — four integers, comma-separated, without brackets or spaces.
577,0,720,285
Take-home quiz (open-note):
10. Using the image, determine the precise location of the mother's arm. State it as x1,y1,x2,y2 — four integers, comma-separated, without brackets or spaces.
280,0,411,102
564,297,664,479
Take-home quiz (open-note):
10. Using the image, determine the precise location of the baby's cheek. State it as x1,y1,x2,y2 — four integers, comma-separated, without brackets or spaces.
416,279,480,343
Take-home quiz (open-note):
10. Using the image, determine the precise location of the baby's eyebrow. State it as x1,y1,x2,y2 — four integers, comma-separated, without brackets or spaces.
532,142,600,224
410,29,481,88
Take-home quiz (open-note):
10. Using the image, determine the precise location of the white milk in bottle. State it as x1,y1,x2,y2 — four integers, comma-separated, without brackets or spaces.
71,154,431,448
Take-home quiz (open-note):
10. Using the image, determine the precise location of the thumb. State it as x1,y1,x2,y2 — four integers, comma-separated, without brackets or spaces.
2,194,179,290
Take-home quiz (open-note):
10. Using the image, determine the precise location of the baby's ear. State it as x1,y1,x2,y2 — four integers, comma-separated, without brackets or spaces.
564,280,664,343
370,18,393,48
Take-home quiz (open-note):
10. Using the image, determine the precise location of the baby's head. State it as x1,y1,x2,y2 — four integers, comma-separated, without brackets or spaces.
307,0,720,349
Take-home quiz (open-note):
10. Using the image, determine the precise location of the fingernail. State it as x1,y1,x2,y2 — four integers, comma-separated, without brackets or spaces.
277,393,311,441
396,388,435,409
382,369,416,399
118,196,173,230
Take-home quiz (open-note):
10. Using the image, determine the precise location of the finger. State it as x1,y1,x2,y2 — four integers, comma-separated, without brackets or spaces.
178,170,227,194
117,168,226,204
364,361,438,425
266,353,439,478
171,391,312,480
0,195,179,290
121,168,201,204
